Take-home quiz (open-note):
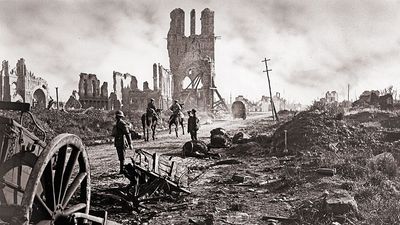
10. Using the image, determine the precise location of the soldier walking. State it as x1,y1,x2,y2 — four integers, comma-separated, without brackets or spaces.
112,110,133,174
187,109,200,141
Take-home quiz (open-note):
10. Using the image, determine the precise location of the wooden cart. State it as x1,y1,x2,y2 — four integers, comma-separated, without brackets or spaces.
0,102,118,225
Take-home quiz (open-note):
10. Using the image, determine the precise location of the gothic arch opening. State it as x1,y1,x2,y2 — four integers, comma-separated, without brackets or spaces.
33,89,46,108
197,79,203,88
83,80,88,96
182,76,192,89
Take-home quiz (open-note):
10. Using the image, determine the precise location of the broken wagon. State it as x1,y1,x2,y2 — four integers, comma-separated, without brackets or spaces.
0,101,119,225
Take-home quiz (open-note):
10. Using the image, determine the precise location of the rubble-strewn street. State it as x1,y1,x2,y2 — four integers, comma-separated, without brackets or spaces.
80,109,400,225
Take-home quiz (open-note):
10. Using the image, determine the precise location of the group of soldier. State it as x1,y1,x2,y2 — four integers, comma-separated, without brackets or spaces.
112,98,200,174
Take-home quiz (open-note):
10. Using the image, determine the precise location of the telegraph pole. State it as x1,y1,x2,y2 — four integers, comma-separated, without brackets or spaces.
262,58,279,121
347,84,350,102
55,87,59,110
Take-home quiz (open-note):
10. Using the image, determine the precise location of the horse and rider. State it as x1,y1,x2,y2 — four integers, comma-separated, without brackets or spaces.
169,100,185,137
141,98,187,140
142,98,161,141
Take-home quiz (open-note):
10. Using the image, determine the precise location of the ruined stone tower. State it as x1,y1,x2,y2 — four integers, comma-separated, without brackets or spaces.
167,8,218,112
0,60,11,101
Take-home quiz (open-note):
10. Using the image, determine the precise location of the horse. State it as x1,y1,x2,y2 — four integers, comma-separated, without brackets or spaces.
141,108,161,141
169,112,185,137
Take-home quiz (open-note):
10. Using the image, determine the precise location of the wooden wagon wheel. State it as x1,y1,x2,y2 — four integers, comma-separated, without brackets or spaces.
0,134,91,224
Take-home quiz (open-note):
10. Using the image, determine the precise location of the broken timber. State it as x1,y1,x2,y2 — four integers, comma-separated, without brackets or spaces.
122,149,190,208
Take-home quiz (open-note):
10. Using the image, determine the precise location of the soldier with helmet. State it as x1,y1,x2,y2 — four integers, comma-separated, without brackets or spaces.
147,98,156,113
112,110,133,174
169,100,183,120
187,109,200,140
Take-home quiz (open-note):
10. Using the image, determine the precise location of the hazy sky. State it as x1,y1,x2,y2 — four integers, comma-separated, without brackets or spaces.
1,0,400,104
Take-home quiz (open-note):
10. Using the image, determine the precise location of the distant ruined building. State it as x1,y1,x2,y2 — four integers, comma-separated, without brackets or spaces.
324,91,339,103
167,8,227,112
78,73,109,109
109,63,173,111
72,62,173,111
0,58,49,108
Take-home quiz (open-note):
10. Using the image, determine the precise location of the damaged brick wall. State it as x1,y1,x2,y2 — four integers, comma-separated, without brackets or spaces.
167,8,216,112
78,73,108,109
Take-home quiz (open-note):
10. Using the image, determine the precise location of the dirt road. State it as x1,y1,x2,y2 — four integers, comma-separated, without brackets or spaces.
87,112,274,224
87,113,268,178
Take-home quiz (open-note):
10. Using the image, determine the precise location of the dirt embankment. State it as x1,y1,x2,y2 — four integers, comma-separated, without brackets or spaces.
0,108,143,145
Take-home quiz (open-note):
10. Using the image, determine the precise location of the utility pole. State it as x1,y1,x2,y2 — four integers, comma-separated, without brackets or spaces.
55,87,59,110
347,84,350,102
262,58,279,121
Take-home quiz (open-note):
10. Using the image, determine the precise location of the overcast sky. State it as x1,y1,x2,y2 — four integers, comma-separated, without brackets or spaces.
1,0,400,105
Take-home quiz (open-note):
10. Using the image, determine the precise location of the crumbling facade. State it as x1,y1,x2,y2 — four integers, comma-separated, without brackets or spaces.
78,73,108,109
325,91,338,103
257,93,301,112
109,63,173,111
154,63,173,110
352,90,393,110
167,8,227,112
0,60,11,102
1,58,49,108
109,71,137,110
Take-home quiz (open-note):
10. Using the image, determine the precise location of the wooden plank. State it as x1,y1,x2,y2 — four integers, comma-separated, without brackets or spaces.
152,153,159,174
169,161,177,180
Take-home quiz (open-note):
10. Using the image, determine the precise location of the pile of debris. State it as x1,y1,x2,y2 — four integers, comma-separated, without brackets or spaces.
294,190,360,224
270,110,383,156
7,108,143,145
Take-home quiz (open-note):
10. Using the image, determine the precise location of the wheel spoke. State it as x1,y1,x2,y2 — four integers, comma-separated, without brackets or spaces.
34,193,53,217
41,161,56,210
62,172,87,207
63,203,87,215
54,146,67,205
60,148,80,205
14,165,22,204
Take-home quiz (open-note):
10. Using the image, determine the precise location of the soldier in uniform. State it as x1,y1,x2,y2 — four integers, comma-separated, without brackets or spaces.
113,110,133,174
187,109,200,140
147,98,156,112
169,100,182,122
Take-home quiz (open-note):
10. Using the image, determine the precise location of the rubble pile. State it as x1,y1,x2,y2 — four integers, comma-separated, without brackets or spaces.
294,190,359,224
270,110,384,156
